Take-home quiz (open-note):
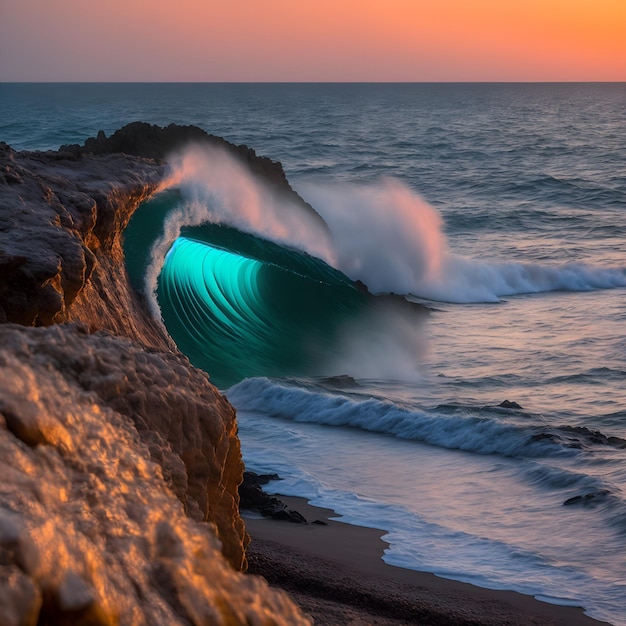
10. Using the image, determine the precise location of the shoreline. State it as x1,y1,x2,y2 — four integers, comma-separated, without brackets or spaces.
244,495,610,626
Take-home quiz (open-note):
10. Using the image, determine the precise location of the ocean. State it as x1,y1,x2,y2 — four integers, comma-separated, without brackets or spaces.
1,82,625,625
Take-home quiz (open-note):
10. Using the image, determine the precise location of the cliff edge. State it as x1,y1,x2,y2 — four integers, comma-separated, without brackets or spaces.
0,124,312,625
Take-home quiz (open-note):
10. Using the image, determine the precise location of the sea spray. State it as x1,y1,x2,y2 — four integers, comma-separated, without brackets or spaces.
299,179,626,303
147,145,626,319
145,144,335,320
300,178,447,294
326,300,427,382
132,144,626,385
167,144,334,257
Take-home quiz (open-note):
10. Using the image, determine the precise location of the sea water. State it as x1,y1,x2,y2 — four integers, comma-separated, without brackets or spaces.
2,82,625,625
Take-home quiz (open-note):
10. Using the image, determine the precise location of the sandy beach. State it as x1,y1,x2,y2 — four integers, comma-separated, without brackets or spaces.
244,496,610,626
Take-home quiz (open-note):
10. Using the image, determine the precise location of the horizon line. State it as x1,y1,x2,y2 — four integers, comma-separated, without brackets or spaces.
2,80,625,85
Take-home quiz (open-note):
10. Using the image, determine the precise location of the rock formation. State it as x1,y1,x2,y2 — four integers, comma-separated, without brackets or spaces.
239,472,308,524
62,121,327,232
0,125,312,625
0,140,168,346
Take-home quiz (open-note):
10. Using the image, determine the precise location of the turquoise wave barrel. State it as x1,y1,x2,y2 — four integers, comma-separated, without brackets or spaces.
125,192,368,387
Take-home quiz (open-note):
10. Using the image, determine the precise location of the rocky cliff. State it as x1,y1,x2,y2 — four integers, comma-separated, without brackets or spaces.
0,124,312,625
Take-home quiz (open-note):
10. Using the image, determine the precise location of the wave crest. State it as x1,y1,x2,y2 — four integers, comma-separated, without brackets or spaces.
227,377,578,458
301,179,626,303
125,144,626,385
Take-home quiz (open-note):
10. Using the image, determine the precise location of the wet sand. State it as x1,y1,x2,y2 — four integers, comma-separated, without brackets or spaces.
244,496,610,626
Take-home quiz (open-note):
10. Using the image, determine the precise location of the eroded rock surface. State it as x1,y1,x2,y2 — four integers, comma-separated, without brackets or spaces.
0,140,168,348
0,135,249,561
1,323,246,566
0,125,314,624
0,324,310,626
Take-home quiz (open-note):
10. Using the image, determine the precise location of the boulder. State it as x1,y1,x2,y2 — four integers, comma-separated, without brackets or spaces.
239,472,308,524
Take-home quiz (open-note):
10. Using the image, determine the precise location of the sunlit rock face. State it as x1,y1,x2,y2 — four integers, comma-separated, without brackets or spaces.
0,324,309,626
0,323,246,567
0,126,313,624
0,141,169,349
0,134,249,563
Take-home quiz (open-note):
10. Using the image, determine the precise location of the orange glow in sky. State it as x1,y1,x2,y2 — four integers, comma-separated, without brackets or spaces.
1,0,624,81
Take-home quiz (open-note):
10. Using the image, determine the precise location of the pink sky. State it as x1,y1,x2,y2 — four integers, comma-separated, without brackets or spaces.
1,0,624,81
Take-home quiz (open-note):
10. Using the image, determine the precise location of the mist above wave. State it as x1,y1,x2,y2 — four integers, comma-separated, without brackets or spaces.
146,144,335,319
299,179,626,303
148,145,626,313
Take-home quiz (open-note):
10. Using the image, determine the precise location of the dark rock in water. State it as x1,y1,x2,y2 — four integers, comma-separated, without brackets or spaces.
240,471,308,524
563,490,610,506
531,432,556,443
499,399,523,409
0,131,312,624
534,424,626,451
559,425,626,449
239,473,279,510
243,470,281,486
64,121,327,232
377,291,429,315
531,430,585,450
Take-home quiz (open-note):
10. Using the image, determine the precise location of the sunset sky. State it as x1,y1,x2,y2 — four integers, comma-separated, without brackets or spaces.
1,0,624,82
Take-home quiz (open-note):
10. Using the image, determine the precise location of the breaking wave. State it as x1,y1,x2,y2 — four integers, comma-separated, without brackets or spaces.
228,376,583,458
124,145,626,386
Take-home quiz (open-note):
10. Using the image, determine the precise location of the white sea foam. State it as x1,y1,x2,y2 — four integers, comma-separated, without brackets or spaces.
147,146,626,321
234,402,617,624
299,179,626,303
146,144,335,319
227,377,575,459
